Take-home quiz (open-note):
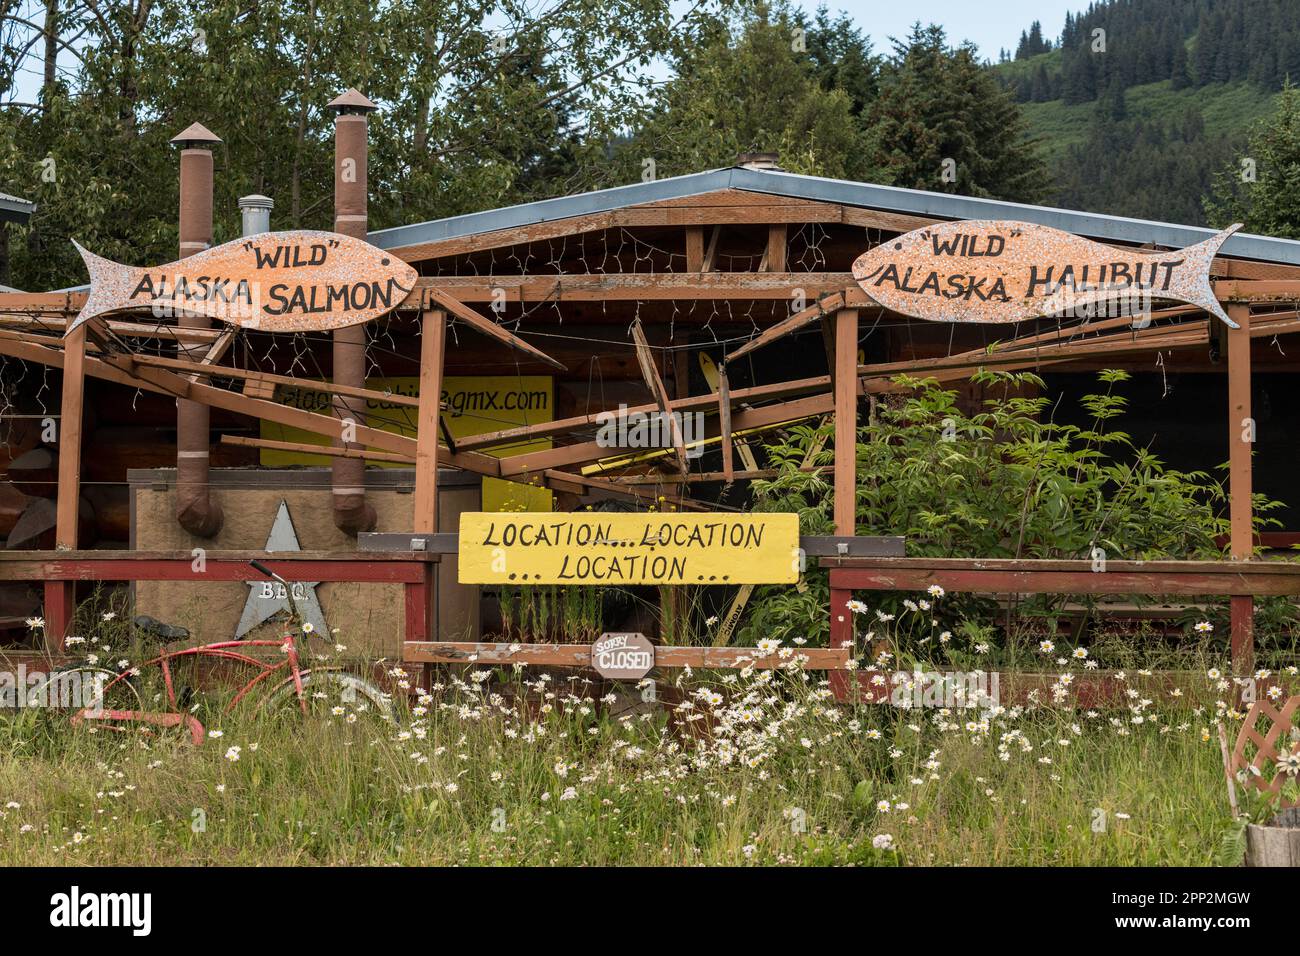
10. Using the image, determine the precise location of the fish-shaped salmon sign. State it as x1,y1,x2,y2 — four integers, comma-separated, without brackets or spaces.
67,230,418,335
852,220,1243,328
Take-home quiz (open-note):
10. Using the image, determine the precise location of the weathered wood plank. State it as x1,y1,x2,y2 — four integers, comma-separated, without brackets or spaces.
630,318,688,476
220,435,415,464
726,291,847,362
402,641,852,670
824,557,1300,597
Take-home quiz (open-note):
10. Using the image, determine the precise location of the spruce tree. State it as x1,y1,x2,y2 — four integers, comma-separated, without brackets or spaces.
1205,82,1300,238
1170,39,1191,90
868,25,1048,201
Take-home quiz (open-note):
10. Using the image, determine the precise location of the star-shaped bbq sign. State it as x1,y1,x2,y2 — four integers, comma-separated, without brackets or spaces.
236,500,329,638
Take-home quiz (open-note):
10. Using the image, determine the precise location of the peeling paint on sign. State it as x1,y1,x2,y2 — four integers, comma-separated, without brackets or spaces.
852,220,1242,327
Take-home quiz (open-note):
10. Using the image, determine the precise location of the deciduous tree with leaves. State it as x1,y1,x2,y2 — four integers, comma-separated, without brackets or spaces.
0,0,727,289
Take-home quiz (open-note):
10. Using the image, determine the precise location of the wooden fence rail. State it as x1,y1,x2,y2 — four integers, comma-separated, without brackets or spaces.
822,556,1300,680
0,550,437,651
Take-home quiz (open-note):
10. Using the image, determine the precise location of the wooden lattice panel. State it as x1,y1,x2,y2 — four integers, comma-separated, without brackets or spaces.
1232,696,1300,808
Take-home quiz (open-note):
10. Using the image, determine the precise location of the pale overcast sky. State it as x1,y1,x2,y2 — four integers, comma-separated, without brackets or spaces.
798,0,1085,61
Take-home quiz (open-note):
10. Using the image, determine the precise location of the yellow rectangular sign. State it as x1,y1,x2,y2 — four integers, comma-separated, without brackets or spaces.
457,512,800,585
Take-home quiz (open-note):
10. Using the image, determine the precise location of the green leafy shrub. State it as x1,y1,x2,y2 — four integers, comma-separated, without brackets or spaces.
743,369,1288,648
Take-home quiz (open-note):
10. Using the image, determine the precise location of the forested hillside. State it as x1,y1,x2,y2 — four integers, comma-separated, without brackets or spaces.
994,0,1293,225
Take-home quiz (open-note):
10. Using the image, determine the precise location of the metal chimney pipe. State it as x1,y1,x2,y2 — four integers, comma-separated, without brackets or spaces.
327,89,378,535
238,194,273,236
172,122,224,538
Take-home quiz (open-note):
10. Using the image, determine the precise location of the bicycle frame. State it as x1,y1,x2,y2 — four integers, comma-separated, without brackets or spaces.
96,637,310,715
69,561,319,738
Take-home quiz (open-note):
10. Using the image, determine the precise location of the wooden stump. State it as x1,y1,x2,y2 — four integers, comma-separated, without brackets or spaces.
1246,807,1300,867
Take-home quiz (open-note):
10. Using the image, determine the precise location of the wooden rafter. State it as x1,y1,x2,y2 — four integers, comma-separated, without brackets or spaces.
456,373,833,452
408,272,858,304
503,392,832,476
702,227,721,272
727,290,848,362
611,465,831,484
630,317,688,477
717,362,734,482
423,286,566,370
108,347,426,409
0,312,225,342
0,327,715,509
221,435,415,464
1215,279,1300,302
184,328,234,383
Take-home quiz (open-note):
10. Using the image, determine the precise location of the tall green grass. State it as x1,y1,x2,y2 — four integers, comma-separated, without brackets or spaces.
0,658,1242,866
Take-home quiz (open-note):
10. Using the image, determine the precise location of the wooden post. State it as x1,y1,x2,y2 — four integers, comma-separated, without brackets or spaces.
685,226,704,273
1227,301,1254,675
765,225,787,272
631,318,688,477
412,309,447,535
833,308,858,536
47,322,87,648
673,349,690,401
410,309,446,670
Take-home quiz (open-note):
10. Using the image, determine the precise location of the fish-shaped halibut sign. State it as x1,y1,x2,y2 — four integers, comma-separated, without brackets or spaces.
68,230,418,335
852,220,1243,328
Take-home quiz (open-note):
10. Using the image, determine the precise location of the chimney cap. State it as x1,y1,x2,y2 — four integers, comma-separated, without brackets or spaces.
171,122,222,147
327,88,378,114
238,194,275,210
735,151,781,170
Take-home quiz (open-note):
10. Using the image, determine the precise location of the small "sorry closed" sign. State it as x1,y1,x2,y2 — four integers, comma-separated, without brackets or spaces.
591,632,655,680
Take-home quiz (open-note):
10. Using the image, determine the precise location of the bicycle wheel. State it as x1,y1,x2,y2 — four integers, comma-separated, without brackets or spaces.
261,669,392,720
38,665,141,712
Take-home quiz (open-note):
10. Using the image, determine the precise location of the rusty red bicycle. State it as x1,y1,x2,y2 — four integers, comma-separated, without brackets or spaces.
50,560,390,744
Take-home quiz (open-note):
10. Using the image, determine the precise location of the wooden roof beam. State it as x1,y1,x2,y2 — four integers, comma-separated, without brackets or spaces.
725,290,849,362
403,273,858,304
423,286,566,370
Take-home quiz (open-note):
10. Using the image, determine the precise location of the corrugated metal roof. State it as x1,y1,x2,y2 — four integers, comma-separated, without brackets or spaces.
0,191,34,222
368,166,1300,266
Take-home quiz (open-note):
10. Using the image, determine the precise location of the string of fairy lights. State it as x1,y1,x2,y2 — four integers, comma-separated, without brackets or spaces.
1,217,1283,492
